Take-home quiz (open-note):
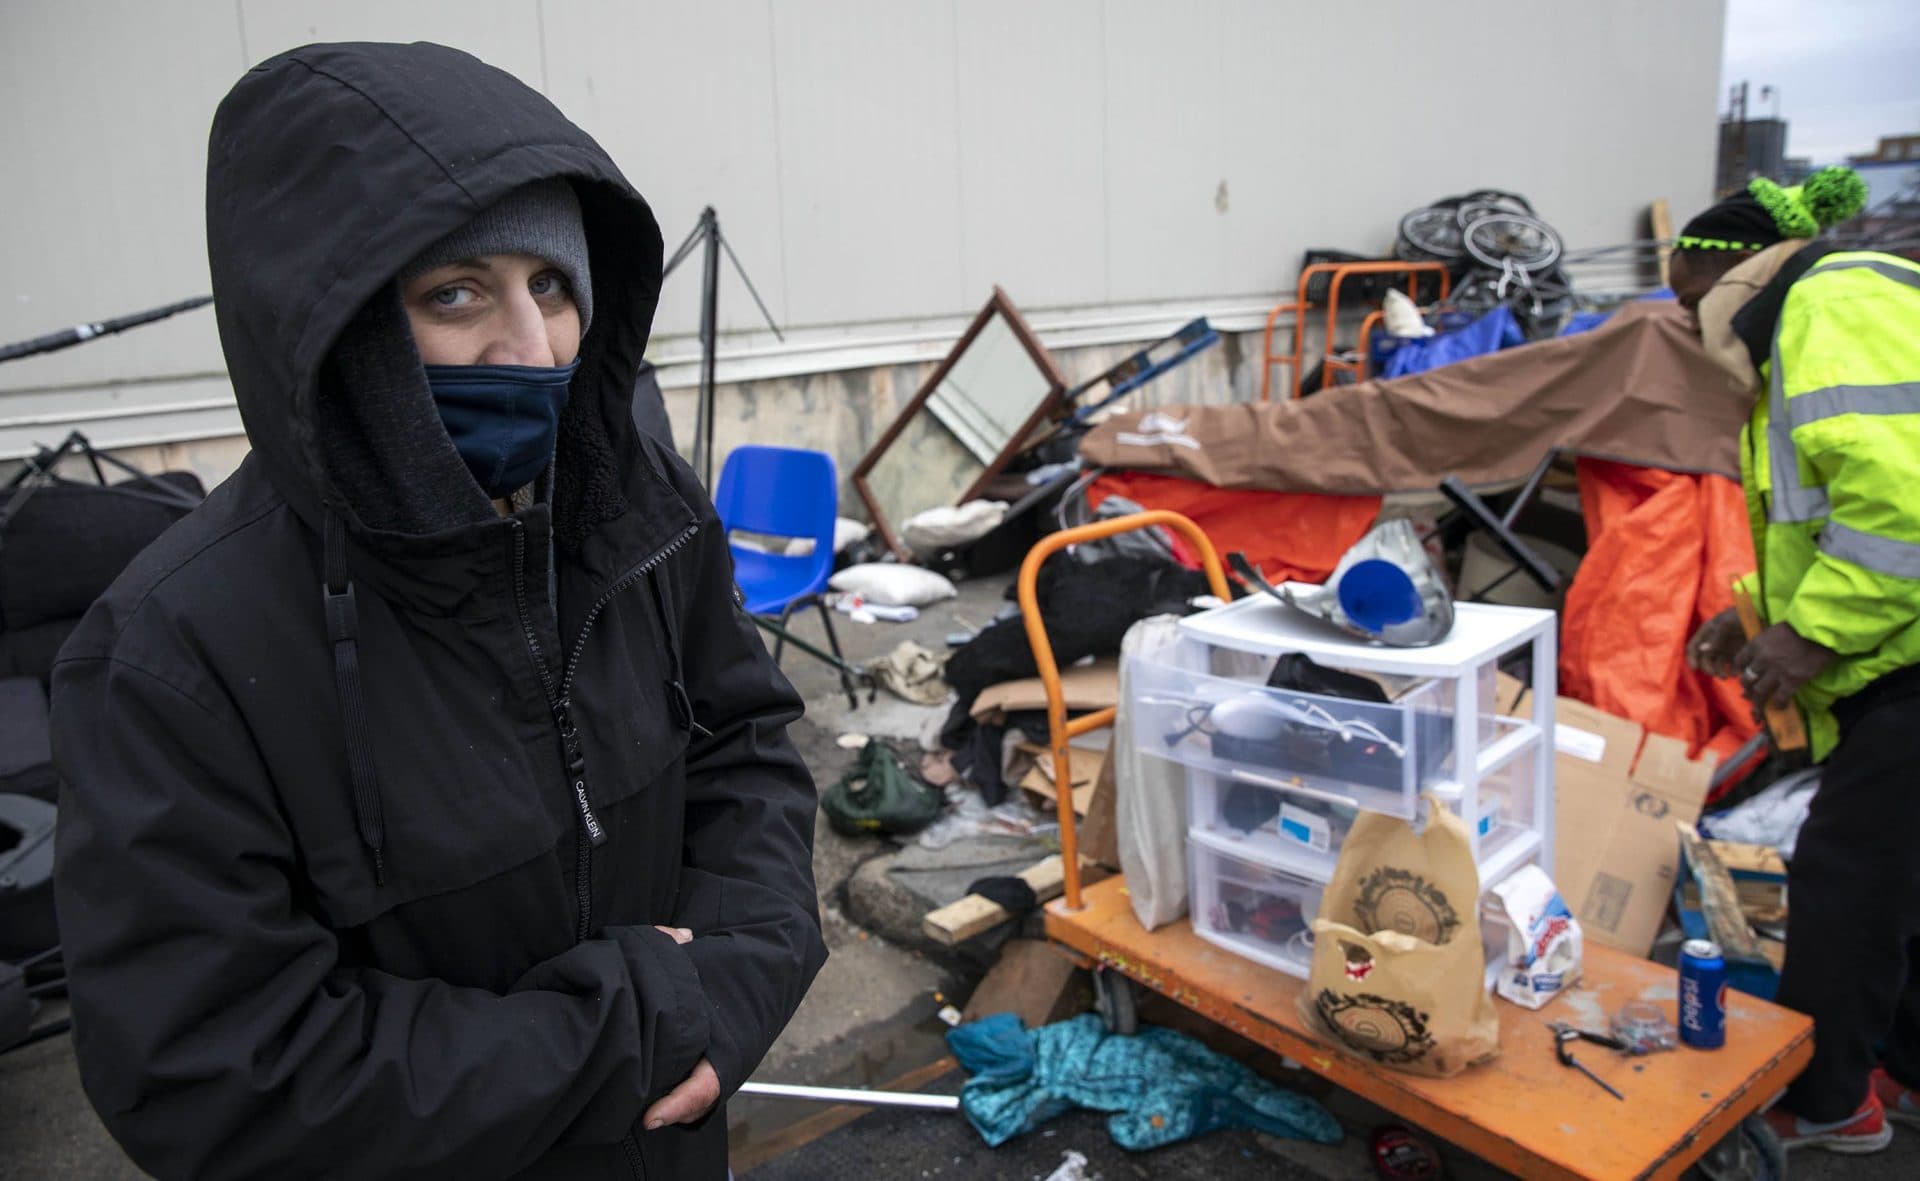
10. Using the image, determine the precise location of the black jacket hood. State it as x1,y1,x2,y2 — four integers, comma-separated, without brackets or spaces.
206,41,663,547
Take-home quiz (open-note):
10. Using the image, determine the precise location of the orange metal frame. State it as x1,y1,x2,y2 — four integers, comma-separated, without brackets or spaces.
1258,260,1451,401
1017,511,1232,910
1018,511,1813,1179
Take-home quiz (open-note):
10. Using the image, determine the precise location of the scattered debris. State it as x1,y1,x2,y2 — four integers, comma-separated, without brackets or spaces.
1038,1149,1091,1181
868,641,951,705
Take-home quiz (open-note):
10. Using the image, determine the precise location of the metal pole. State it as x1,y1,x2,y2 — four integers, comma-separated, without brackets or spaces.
736,1081,961,1111
0,296,212,364
697,206,722,489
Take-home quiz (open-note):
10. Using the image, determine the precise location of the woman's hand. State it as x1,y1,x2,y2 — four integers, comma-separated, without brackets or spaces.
644,1058,720,1129
641,924,718,1128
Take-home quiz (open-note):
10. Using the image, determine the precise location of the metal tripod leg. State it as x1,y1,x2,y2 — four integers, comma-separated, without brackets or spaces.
772,597,802,664
750,613,870,710
813,596,860,711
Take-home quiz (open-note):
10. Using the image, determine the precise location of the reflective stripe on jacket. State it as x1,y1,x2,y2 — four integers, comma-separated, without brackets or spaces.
1740,250,1920,759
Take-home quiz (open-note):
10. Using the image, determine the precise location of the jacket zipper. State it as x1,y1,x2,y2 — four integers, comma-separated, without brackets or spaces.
620,1132,646,1178
511,519,699,943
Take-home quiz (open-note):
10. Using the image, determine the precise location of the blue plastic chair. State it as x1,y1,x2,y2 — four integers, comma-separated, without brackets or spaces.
712,445,860,708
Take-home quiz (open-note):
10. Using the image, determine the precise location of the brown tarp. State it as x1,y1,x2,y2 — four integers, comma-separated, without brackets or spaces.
1078,301,1753,492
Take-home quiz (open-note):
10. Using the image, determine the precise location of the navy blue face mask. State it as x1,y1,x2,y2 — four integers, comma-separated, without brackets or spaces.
424,360,580,500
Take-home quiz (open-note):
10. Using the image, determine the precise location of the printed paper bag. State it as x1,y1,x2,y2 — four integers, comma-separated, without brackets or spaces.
1320,797,1480,945
1296,799,1499,1077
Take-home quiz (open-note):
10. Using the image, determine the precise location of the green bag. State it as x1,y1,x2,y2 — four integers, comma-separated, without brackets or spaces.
822,741,945,836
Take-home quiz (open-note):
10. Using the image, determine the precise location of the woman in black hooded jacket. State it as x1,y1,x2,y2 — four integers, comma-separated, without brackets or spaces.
51,41,826,1180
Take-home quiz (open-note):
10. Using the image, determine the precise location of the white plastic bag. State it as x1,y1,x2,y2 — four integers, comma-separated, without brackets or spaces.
1383,288,1435,338
1116,617,1194,931
1699,766,1819,858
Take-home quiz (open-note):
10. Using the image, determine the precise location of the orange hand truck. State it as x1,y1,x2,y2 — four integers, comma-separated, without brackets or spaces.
1018,511,1810,1180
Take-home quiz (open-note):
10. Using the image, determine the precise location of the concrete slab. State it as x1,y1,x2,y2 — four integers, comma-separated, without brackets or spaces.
845,835,1051,948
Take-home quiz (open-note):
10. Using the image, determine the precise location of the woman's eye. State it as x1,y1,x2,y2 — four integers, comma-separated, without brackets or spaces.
531,271,570,299
430,285,475,308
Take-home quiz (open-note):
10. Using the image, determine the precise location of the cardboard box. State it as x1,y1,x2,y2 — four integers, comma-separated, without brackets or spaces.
1014,742,1105,817
969,660,1119,725
1507,690,1718,957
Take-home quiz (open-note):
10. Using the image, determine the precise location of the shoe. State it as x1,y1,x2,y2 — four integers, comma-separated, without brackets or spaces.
1369,1124,1443,1179
1872,1066,1920,1129
1762,1090,1893,1153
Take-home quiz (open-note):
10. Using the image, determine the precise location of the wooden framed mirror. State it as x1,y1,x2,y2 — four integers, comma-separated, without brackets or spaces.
852,288,1067,560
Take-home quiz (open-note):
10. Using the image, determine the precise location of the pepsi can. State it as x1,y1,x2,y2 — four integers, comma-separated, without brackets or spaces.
1679,939,1727,1049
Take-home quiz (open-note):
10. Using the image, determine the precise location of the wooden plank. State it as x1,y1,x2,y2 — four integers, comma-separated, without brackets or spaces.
1651,197,1675,287
922,855,1104,945
961,939,1087,1027
1045,875,1811,1181
1730,584,1809,750
1677,825,1767,964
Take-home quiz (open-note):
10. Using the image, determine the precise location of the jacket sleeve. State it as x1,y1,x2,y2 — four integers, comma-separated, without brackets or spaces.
52,655,710,1181
1775,288,1920,656
666,496,829,1095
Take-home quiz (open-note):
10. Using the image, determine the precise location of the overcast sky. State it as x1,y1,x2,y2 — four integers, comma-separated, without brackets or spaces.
1722,0,1920,162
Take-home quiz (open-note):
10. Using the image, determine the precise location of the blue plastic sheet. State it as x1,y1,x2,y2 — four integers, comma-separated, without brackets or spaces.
1378,305,1524,379
946,1013,1343,1150
1561,289,1676,338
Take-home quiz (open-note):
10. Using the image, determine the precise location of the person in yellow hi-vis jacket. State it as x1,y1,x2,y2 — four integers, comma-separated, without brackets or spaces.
1674,166,1920,1156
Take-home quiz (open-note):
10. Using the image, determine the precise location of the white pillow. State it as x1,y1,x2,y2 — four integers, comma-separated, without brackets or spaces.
833,517,871,555
829,563,959,607
901,500,1008,553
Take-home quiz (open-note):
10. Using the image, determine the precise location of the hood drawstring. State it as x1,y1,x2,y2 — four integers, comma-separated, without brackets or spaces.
323,510,388,885
647,570,711,742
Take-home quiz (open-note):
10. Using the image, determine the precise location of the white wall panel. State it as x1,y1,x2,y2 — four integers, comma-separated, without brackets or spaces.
234,0,547,92
768,0,964,324
952,0,1109,309
539,0,788,339
0,0,241,397
1101,0,1229,303
1,0,1726,454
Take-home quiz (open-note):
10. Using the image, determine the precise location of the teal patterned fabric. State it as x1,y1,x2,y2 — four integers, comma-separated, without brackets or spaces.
947,1013,1343,1150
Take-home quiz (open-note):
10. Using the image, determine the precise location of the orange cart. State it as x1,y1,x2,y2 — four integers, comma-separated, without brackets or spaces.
1258,260,1452,402
1018,512,1810,1180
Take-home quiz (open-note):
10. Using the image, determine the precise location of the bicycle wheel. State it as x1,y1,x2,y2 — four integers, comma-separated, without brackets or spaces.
1463,212,1563,272
1454,189,1535,228
1448,270,1503,315
1397,205,1468,261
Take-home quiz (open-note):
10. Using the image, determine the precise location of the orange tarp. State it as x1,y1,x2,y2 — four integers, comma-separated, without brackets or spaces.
1087,471,1380,585
1560,459,1759,772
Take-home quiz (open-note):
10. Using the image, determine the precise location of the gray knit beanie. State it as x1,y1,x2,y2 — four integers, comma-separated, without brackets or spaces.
399,178,593,332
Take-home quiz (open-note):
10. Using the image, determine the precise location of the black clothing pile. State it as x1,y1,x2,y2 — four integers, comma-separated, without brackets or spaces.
942,553,1216,803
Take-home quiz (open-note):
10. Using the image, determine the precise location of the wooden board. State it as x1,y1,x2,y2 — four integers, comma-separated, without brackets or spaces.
962,939,1087,1028
1677,825,1766,964
1045,875,1811,1181
1651,198,1674,287
922,855,1106,945
1730,584,1809,750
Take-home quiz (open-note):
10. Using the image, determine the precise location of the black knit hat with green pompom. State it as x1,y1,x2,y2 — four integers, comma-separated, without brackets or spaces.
1675,166,1869,253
